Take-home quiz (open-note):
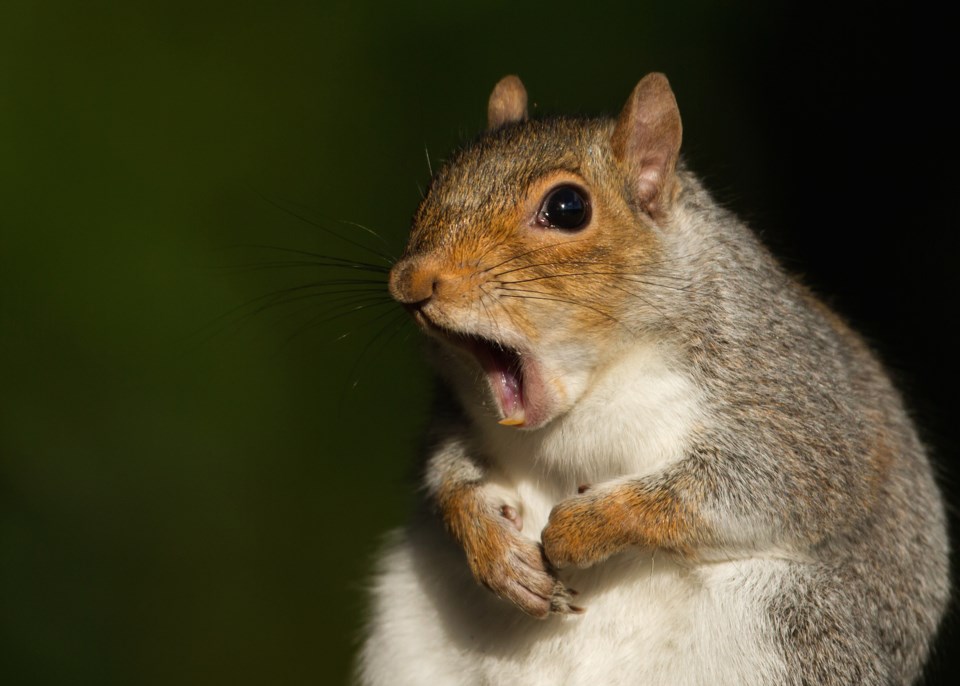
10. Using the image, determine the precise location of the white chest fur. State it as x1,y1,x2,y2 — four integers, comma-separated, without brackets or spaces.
478,341,705,537
359,527,789,686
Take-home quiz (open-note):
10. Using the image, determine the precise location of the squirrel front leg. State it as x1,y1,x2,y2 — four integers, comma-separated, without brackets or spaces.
542,440,873,569
424,432,582,618
542,471,708,569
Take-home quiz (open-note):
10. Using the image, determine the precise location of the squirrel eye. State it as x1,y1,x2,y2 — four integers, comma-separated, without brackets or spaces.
536,184,591,231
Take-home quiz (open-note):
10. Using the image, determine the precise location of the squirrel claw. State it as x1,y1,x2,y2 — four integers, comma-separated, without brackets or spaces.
547,580,585,616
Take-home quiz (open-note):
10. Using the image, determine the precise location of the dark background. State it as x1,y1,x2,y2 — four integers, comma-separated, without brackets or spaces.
1,1,956,683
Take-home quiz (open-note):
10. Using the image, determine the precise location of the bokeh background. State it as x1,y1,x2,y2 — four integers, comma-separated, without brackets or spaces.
2,1,956,683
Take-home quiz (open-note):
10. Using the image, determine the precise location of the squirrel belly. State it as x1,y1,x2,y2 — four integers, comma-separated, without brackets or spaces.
358,526,791,686
356,73,949,685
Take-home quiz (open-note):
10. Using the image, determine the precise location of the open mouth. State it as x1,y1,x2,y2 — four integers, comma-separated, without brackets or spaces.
432,328,527,426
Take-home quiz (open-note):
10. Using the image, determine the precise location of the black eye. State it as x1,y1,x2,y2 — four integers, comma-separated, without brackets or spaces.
536,184,591,231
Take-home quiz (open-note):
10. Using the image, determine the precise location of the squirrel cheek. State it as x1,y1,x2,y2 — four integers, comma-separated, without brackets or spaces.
549,376,570,406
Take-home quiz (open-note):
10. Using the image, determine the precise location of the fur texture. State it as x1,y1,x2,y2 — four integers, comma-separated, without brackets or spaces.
356,74,949,685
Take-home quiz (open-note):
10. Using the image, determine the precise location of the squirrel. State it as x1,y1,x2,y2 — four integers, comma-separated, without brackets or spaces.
355,73,950,685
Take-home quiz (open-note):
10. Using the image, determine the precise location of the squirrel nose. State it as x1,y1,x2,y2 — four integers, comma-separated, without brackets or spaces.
389,257,441,310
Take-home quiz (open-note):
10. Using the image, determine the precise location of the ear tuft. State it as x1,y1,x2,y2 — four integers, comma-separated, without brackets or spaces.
611,73,682,218
487,75,528,130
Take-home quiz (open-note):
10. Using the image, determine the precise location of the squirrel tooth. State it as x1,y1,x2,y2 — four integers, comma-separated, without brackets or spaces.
498,417,525,427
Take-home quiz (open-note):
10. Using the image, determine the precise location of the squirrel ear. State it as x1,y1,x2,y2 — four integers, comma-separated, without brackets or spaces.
611,73,682,218
487,75,528,130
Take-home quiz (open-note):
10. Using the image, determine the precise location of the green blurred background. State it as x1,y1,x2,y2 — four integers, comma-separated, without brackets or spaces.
2,1,956,684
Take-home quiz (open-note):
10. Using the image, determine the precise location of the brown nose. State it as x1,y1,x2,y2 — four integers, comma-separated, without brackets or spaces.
388,257,441,309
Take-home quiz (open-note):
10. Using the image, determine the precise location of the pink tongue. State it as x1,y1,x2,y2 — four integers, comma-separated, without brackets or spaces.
493,367,523,419
468,342,525,424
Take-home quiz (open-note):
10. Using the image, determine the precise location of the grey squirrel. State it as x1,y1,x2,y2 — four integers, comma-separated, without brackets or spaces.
356,73,949,685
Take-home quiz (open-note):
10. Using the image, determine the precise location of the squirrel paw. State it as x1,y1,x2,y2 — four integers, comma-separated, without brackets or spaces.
542,487,631,569
466,506,583,618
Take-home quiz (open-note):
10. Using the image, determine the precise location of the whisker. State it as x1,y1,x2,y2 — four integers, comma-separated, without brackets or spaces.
240,281,388,315
196,282,382,340
226,244,392,273
335,302,407,344
476,284,504,348
603,282,670,319
270,291,392,316
250,190,396,266
486,234,729,284
281,298,398,349
484,239,587,276
497,270,694,292
335,219,396,258
496,290,633,334
473,238,507,269
480,283,526,340
489,242,729,281
221,260,392,275
254,298,391,345
236,292,392,340
198,286,392,348
424,145,434,177
341,309,412,402
493,259,688,282
495,275,669,319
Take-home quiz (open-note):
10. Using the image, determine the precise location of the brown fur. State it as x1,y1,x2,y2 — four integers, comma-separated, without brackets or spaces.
435,477,580,617
542,480,708,567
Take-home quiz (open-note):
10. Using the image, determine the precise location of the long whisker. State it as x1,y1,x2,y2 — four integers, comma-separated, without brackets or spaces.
227,244,391,273
197,287,391,347
522,261,693,282
251,190,397,266
489,239,731,281
484,239,588,276
232,292,392,341
480,283,525,339
335,302,407,344
335,219,396,257
495,289,634,334
476,284,506,350
194,281,384,342
424,146,434,177
231,281,387,318
493,259,688,282
222,260,391,275
268,291,392,318
281,298,397,348
602,282,670,319
497,270,694,292
341,309,412,403
473,238,508,269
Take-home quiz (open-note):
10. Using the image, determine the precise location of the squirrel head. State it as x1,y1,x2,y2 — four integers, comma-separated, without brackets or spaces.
389,73,684,430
